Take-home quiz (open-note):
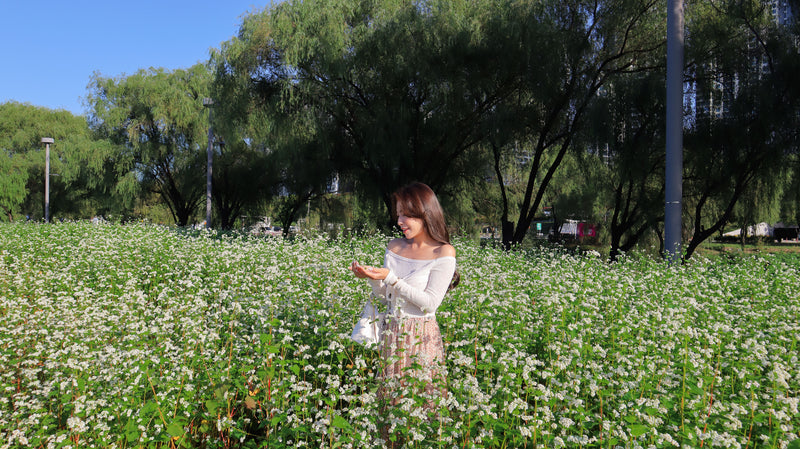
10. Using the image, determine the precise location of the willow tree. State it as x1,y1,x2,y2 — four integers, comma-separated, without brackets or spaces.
681,0,800,260
0,147,28,221
0,102,119,221
582,71,667,261
483,0,666,249
211,137,277,230
87,66,212,226
212,0,512,221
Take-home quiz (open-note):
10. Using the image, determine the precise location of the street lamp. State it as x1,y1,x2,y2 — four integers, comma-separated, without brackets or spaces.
203,98,214,228
41,137,54,222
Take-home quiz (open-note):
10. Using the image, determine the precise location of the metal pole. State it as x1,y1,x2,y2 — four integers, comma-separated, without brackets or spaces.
203,98,214,228
41,137,54,222
665,0,684,263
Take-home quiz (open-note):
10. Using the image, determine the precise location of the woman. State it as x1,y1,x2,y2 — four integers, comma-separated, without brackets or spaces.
351,182,459,438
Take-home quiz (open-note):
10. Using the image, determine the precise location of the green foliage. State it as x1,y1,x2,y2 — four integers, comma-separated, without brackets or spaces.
0,149,28,221
681,0,800,259
212,137,276,230
476,0,667,248
580,69,667,260
87,65,213,226
213,0,506,217
780,161,800,227
6,0,800,260
204,0,800,256
0,102,121,220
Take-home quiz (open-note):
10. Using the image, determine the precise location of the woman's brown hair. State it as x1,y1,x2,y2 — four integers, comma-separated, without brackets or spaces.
392,182,460,289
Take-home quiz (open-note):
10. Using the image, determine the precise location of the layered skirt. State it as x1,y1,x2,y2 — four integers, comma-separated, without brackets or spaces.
377,316,448,425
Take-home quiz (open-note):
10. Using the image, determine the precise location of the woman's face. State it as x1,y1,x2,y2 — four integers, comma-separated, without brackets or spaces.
396,202,426,240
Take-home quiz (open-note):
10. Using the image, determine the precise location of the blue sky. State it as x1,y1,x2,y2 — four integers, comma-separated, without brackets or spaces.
0,1,268,116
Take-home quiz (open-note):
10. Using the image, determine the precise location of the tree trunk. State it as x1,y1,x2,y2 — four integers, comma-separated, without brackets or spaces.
683,184,745,261
501,220,514,250
280,191,315,237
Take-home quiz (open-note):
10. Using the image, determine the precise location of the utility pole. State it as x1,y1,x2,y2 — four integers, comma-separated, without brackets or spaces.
665,0,684,263
41,137,54,222
203,98,214,228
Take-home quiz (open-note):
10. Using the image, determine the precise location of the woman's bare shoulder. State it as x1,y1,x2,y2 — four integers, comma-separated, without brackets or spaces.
435,243,456,258
387,238,406,252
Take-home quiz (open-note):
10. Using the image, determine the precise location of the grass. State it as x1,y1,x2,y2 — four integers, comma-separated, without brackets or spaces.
698,241,800,257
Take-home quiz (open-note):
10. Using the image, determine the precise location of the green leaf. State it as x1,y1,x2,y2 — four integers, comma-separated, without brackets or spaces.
167,421,185,437
125,418,140,443
630,424,648,437
199,420,211,433
753,413,769,423
688,384,705,395
331,415,351,430
271,413,286,426
139,401,158,418
214,384,229,400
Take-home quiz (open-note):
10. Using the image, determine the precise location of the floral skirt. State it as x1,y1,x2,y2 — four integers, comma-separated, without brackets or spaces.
377,316,448,410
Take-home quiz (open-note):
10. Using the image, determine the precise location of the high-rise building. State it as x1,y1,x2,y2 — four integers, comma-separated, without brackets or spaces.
691,0,796,125
769,0,794,26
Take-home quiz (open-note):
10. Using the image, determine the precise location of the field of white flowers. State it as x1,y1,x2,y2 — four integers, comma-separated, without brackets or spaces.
0,222,798,449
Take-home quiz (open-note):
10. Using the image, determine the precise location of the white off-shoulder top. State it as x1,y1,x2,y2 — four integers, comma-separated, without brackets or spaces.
367,250,456,318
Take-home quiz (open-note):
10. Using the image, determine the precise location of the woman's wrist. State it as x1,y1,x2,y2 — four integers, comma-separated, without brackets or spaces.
384,270,398,286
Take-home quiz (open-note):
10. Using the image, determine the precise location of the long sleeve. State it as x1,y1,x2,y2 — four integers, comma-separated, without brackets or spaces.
367,278,389,306
365,251,393,306
384,256,455,314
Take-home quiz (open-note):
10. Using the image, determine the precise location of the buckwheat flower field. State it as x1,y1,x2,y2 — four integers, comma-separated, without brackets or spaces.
1,222,798,449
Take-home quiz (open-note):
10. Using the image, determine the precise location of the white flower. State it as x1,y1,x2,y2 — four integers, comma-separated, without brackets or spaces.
558,416,576,429
66,416,88,433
